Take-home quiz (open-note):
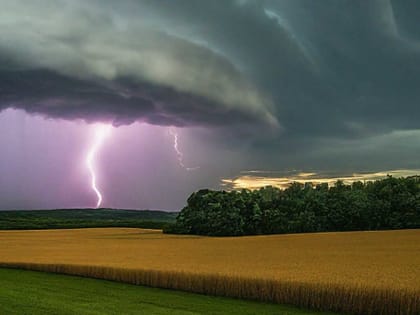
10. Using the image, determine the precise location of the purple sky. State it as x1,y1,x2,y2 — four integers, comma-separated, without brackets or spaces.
0,109,244,210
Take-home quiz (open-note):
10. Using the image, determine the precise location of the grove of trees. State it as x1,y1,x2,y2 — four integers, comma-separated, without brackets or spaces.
165,176,420,236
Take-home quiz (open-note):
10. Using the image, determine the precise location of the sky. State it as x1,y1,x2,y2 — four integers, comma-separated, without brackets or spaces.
1,0,420,210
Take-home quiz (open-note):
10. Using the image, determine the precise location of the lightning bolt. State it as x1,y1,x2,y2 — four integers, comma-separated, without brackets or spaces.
86,124,112,208
169,127,199,171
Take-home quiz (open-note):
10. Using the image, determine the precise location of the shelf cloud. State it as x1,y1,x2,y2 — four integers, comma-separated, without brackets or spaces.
2,0,420,137
0,1,277,128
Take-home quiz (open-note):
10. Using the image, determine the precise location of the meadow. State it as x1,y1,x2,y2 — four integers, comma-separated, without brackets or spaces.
0,228,419,314
0,268,330,315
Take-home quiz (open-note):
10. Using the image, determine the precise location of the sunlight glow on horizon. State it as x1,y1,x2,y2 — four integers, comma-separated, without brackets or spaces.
222,169,420,191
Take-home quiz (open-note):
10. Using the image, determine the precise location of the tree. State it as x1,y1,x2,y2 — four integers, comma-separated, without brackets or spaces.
165,176,420,236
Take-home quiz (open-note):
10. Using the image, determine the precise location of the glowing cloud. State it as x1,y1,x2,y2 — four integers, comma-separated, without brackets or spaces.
86,124,112,208
222,169,420,191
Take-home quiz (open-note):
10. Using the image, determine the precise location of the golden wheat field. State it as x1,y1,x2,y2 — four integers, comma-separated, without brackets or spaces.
0,228,419,314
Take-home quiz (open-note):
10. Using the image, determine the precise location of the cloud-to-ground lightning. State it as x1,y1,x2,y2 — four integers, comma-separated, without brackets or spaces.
86,124,112,208
169,128,200,171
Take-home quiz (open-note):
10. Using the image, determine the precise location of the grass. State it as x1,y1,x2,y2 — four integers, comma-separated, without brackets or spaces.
0,209,177,230
0,268,331,315
0,228,419,314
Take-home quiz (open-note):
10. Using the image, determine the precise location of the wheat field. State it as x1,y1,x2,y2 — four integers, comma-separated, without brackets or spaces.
0,228,419,314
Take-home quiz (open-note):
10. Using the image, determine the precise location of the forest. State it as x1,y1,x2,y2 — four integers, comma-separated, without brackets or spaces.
165,176,420,236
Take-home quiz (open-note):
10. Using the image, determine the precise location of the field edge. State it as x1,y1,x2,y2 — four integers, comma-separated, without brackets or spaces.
0,262,418,315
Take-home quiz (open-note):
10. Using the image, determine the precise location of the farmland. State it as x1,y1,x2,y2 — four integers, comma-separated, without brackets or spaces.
0,268,330,315
0,228,419,314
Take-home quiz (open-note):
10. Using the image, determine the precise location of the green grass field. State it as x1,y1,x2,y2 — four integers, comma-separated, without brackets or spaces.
0,209,176,230
0,268,335,315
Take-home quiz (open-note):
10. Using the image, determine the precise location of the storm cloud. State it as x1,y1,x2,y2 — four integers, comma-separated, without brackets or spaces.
1,0,420,136
0,1,277,128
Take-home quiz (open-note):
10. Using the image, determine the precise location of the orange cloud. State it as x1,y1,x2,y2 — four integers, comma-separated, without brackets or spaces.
221,169,420,190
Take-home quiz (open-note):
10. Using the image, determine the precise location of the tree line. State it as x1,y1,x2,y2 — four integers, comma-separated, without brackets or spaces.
164,176,420,236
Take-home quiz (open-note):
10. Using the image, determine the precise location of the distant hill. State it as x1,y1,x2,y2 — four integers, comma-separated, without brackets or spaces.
0,208,177,230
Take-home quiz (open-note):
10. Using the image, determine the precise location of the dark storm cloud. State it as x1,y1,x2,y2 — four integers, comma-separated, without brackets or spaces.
102,0,420,139
0,68,272,127
1,0,419,137
263,0,420,138
0,1,277,128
